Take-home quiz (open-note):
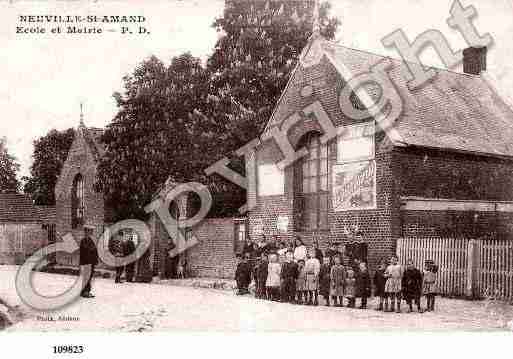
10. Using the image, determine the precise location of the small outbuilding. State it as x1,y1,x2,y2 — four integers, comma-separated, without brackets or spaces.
0,193,56,265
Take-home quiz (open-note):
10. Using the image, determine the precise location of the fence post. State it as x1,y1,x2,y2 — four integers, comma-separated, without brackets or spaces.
466,239,477,299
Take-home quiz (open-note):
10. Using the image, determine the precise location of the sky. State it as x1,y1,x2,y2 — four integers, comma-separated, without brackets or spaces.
1,0,513,179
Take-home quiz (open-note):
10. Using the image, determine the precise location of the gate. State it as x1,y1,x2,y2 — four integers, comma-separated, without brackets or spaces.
396,237,513,301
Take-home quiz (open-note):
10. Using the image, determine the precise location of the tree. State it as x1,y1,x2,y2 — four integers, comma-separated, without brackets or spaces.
188,0,340,216
207,0,340,138
96,54,214,221
23,129,75,205
97,1,341,221
0,137,20,193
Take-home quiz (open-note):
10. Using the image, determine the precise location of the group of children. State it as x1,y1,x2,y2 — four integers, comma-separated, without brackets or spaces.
235,242,439,313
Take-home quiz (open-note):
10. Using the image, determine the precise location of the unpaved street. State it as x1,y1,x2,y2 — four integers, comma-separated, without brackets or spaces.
1,266,512,332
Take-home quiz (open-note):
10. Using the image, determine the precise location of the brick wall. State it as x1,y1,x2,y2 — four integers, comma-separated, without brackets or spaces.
397,147,513,240
151,215,238,279
396,147,513,201
401,210,513,239
186,218,238,279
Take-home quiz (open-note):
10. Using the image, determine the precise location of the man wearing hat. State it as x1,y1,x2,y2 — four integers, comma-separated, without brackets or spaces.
123,235,136,282
80,223,99,298
109,230,125,284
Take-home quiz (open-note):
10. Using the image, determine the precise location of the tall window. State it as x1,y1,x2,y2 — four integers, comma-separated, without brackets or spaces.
72,174,85,228
298,134,329,231
234,219,247,254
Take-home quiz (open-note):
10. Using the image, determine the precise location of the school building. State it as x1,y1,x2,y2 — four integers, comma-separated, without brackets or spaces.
51,0,513,280
243,34,513,271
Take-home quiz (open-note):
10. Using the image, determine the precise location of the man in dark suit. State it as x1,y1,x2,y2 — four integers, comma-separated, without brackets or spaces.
123,236,137,282
109,230,125,283
80,224,99,298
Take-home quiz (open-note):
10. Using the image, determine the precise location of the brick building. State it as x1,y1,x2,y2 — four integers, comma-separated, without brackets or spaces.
0,193,56,265
54,112,110,267
245,33,513,271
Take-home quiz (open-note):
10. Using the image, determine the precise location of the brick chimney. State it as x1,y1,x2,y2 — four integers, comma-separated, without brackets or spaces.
463,46,487,75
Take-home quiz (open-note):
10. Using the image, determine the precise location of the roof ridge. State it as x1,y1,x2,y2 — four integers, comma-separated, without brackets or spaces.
323,39,481,80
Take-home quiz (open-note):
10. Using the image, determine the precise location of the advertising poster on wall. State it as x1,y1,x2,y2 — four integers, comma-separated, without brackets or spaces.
337,122,375,163
332,161,376,211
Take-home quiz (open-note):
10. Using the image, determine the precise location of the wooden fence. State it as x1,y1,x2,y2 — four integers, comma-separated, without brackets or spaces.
476,239,513,301
396,237,513,301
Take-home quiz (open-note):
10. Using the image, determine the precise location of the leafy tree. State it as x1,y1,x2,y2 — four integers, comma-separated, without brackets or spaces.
187,1,340,216
97,1,341,221
0,137,20,193
23,129,75,205
96,54,213,221
207,0,340,138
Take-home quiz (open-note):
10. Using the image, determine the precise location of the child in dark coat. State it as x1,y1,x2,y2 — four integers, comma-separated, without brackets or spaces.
235,254,252,295
319,256,332,306
373,260,387,311
402,259,423,313
255,253,269,299
280,251,299,303
356,262,371,309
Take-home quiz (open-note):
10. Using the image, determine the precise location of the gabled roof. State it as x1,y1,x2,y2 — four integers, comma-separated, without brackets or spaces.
265,37,513,158
0,193,55,223
54,125,105,199
81,126,105,162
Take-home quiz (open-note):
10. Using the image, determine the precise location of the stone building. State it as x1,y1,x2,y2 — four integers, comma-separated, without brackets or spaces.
244,32,513,270
54,111,110,267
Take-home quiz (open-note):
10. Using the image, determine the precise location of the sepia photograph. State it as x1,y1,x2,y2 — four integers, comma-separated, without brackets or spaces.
0,0,513,354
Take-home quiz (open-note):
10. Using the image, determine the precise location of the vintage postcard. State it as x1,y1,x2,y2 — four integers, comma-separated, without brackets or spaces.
1,0,513,352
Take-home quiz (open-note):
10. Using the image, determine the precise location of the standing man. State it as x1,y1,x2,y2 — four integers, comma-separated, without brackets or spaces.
80,223,99,298
123,235,136,282
110,230,125,284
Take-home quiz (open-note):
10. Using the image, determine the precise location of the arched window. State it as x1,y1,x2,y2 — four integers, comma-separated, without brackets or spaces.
297,133,329,231
72,174,85,228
